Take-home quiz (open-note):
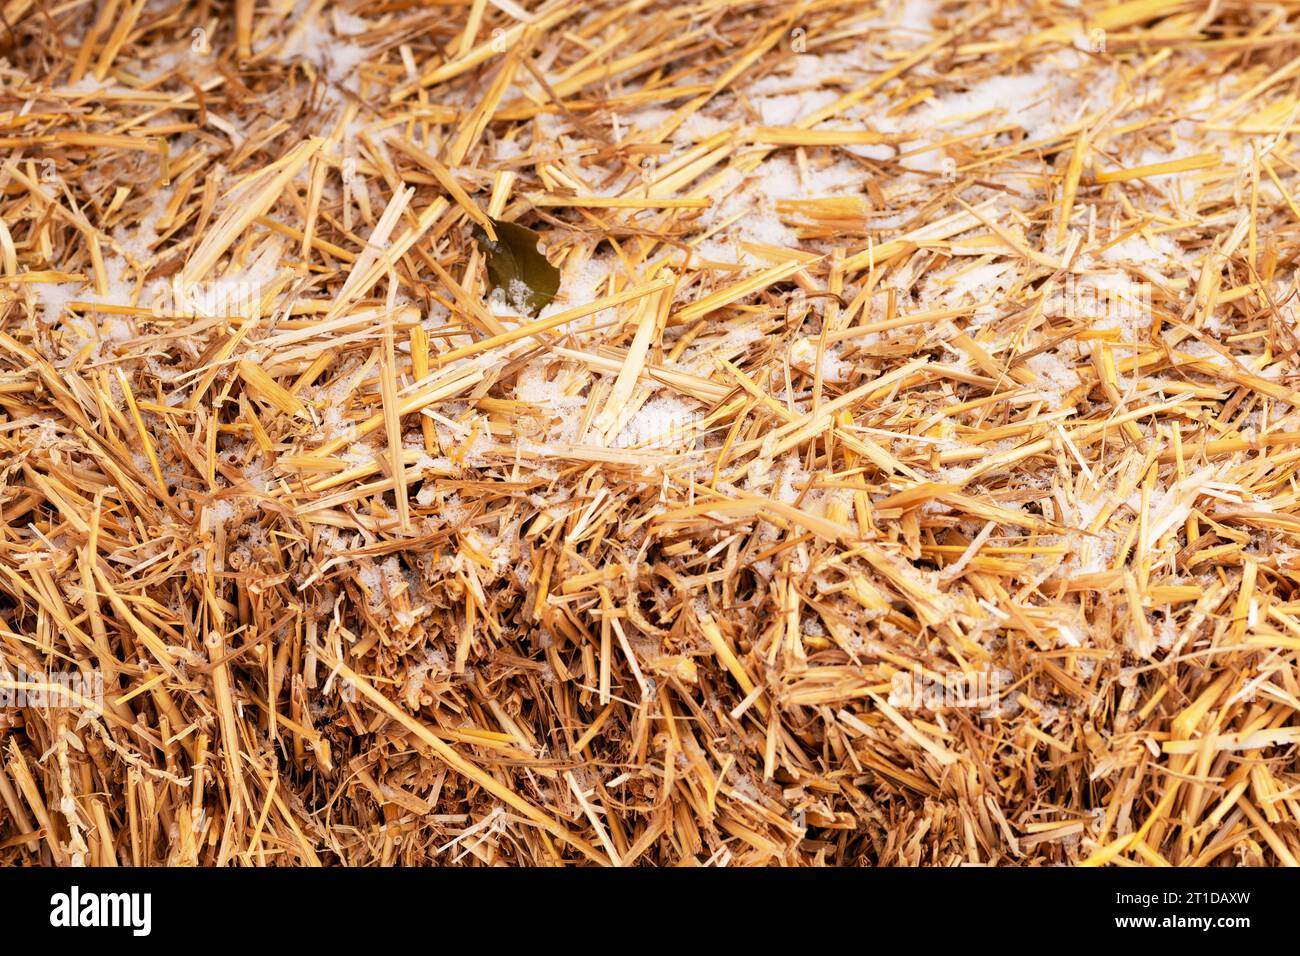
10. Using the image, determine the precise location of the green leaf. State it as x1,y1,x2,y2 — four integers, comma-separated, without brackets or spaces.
472,218,560,318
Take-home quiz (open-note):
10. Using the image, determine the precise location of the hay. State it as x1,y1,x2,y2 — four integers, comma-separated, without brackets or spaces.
1,0,1299,867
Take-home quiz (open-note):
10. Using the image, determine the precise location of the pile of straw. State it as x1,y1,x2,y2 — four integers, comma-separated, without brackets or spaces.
2,0,1300,866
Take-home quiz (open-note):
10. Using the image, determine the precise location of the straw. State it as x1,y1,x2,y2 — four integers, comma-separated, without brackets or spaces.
1,0,1299,869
